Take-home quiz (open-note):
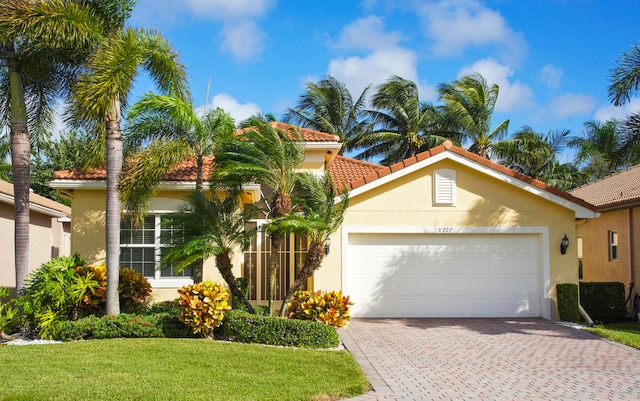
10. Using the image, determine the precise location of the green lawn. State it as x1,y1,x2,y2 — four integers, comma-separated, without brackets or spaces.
0,338,370,401
583,322,640,349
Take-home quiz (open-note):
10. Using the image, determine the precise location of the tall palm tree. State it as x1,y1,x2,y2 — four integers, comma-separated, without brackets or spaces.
67,27,189,315
438,73,509,159
359,76,455,165
493,126,588,190
267,173,349,317
283,76,369,154
162,191,257,313
120,93,235,223
211,119,305,315
0,0,107,293
568,120,629,180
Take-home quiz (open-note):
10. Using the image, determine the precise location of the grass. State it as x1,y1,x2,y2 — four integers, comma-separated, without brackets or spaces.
0,338,370,401
583,322,640,349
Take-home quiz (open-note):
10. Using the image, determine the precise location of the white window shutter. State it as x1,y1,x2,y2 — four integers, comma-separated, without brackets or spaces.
434,169,456,206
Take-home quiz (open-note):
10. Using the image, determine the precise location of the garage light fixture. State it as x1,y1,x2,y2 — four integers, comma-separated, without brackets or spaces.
324,237,331,255
560,234,569,255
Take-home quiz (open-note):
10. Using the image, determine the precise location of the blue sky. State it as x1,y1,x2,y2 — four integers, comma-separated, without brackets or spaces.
124,0,640,160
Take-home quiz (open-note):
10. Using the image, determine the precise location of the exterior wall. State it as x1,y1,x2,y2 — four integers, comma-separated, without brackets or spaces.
577,205,640,306
314,159,579,320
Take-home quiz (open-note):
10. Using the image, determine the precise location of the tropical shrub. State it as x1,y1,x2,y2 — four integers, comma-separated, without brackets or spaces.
177,281,231,338
580,282,628,322
56,313,189,340
18,254,97,338
286,290,353,328
556,283,580,322
0,287,17,336
75,265,152,314
222,310,340,348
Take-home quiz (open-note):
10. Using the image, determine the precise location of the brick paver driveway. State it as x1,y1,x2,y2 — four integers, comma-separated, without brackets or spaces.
339,318,640,400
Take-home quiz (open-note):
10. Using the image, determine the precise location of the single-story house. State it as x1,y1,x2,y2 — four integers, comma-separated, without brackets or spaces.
0,179,71,293
569,165,640,310
50,123,598,320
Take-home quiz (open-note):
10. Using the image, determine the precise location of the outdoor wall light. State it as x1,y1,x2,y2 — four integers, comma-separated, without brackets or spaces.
560,234,570,255
324,237,331,255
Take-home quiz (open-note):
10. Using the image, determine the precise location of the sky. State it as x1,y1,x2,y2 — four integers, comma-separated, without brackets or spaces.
68,0,640,161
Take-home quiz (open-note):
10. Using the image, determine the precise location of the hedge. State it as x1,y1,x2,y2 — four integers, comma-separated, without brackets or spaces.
579,282,628,322
556,283,580,322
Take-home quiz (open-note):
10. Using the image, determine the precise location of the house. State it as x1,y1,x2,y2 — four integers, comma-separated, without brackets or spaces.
49,123,598,320
0,179,71,293
569,165,640,310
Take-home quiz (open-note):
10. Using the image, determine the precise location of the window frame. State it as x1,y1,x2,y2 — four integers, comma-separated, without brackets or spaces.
608,230,618,262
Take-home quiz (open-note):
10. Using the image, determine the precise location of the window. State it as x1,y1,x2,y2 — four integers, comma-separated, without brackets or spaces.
120,215,194,285
577,236,583,280
608,230,618,262
433,169,456,206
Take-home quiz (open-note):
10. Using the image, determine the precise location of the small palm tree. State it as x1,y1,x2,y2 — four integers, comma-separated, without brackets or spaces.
67,26,189,315
568,120,629,180
120,93,235,223
438,73,509,159
283,76,369,154
359,76,455,165
162,191,257,313
212,119,305,315
267,173,349,317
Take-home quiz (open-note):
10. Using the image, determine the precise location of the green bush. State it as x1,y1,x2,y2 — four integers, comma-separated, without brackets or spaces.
222,310,340,349
75,265,152,314
556,283,580,322
580,282,628,322
286,290,353,328
178,281,231,338
56,312,191,340
0,287,17,335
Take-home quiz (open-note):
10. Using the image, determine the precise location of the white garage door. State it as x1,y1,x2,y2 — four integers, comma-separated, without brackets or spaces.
347,233,541,318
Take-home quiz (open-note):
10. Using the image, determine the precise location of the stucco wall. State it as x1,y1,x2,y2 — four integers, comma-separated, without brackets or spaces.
314,159,579,320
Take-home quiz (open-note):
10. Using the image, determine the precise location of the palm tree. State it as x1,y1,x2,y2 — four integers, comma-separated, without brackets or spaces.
212,119,305,315
438,73,509,159
493,126,588,190
0,0,107,293
609,42,640,106
283,76,369,154
359,76,455,165
568,120,629,180
120,93,235,223
67,26,189,315
162,191,257,313
267,173,349,317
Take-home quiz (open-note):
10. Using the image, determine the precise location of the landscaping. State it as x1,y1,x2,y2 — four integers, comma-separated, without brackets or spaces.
0,338,370,401
583,322,640,350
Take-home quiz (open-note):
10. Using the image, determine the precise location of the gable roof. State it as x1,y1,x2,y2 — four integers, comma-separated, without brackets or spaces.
335,140,598,219
0,179,70,218
569,164,640,211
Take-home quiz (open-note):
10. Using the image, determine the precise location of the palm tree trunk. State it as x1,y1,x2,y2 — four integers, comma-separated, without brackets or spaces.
215,254,255,314
105,97,122,315
195,154,203,194
279,241,324,317
8,48,30,294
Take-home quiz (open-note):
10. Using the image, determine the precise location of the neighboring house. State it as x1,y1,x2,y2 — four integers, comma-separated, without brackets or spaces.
50,123,598,320
0,179,71,294
569,165,640,311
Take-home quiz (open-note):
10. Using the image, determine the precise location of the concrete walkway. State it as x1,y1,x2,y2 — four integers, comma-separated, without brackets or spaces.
339,318,640,400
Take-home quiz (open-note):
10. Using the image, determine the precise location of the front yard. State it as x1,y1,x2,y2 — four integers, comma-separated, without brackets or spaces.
583,322,640,350
0,338,370,401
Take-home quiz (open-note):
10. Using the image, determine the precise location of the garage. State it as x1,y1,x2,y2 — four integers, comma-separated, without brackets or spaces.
346,233,542,318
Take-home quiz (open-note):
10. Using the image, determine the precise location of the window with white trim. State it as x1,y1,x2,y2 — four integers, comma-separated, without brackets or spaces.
608,230,618,261
120,214,194,281
433,169,456,206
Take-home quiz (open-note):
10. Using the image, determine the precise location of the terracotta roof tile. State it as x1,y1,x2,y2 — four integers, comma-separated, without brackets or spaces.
326,156,386,190
236,122,340,143
569,165,640,209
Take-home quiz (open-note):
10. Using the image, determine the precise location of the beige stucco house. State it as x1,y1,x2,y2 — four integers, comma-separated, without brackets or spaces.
50,123,598,320
0,179,71,293
570,165,640,313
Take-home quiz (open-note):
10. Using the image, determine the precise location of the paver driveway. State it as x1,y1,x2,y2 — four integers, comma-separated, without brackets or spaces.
339,318,640,400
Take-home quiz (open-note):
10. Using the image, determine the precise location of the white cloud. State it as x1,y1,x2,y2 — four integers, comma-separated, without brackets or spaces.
332,16,403,51
209,93,261,123
594,98,640,122
328,48,419,100
418,0,527,64
540,94,597,121
458,58,534,112
539,64,564,90
134,0,272,22
219,21,266,63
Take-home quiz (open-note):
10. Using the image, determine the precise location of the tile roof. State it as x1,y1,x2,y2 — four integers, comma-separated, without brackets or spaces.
237,122,341,143
569,164,640,209
328,156,387,190
0,179,71,216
